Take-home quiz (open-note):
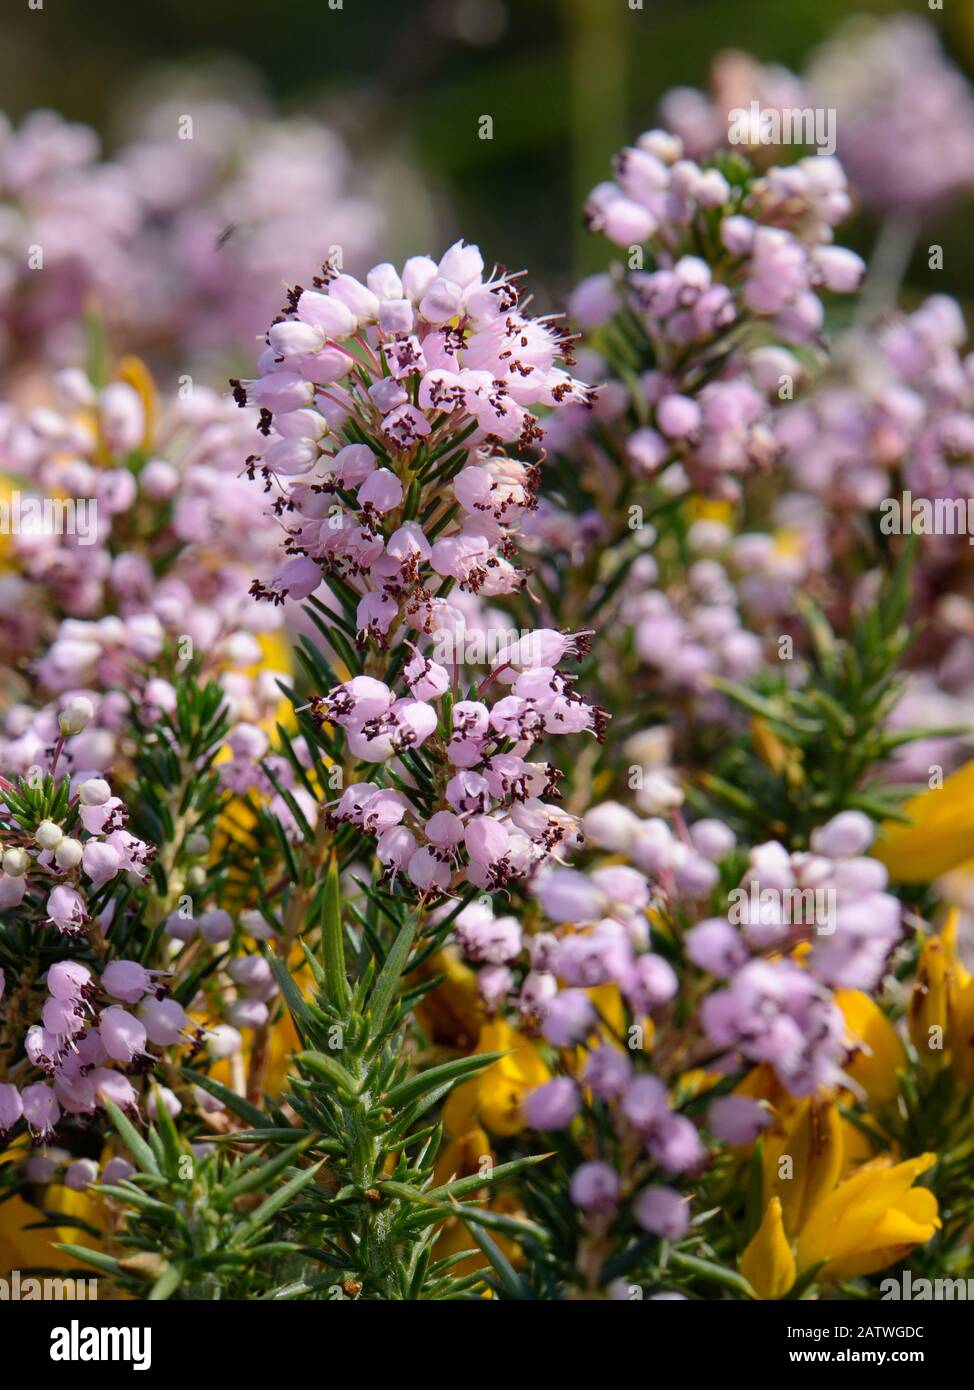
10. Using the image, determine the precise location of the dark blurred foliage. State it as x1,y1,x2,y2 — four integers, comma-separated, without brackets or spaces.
2,0,973,306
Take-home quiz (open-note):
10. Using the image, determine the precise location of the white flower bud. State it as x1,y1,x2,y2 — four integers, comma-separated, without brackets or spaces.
79,777,111,806
54,837,83,870
185,832,210,857
206,1025,242,1060
35,821,65,851
58,696,94,736
2,847,29,876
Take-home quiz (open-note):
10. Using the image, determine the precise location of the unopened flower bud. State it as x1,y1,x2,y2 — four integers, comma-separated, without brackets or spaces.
35,821,64,851
53,837,83,870
206,1025,242,1060
79,777,111,806
58,696,95,736
2,847,29,876
240,909,275,941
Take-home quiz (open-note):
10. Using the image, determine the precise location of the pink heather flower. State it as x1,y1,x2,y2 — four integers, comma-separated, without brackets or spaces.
590,864,651,914
22,1082,60,1139
809,810,874,858
626,427,668,477
102,1157,135,1184
42,997,85,1038
478,964,514,1008
807,16,974,215
199,909,234,944
648,1113,707,1174
627,954,679,1012
104,830,151,878
405,650,450,700
708,1095,770,1146
46,960,92,1000
463,815,509,867
542,990,596,1047
241,244,602,897
701,959,846,1095
92,1069,138,1112
810,895,902,992
445,771,490,815
685,918,749,976
538,869,608,925
65,1158,99,1191
228,999,270,1030
139,997,189,1046
0,874,27,909
24,1154,60,1183
148,1086,182,1120
165,911,198,943
99,1007,148,1063
673,850,719,898
331,443,375,487
453,904,521,963
634,1185,690,1240
101,960,153,1003
657,394,702,439
406,847,451,894
583,1045,632,1100
266,555,322,601
227,956,273,992
519,969,558,1019
326,676,394,725
426,811,465,850
0,1084,24,1135
354,466,404,516
77,834,118,889
569,273,618,330
622,1076,670,1132
689,817,736,860
570,1161,620,1213
25,1025,60,1070
810,246,865,295
523,1077,581,1130
376,825,416,876
359,789,408,834
46,884,88,935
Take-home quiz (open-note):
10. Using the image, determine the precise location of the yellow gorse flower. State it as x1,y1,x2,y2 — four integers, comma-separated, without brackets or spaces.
750,716,804,787
115,356,158,449
0,1139,104,1279
415,947,482,1050
0,1187,102,1279
740,1196,796,1300
908,933,952,1068
952,979,974,1086
903,910,974,1086
796,1152,940,1281
740,1095,940,1296
874,761,974,882
836,989,905,1106
763,1095,843,1238
942,909,973,993
443,1019,549,1138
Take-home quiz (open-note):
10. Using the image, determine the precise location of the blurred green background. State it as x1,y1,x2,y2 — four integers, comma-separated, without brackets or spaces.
3,0,973,303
